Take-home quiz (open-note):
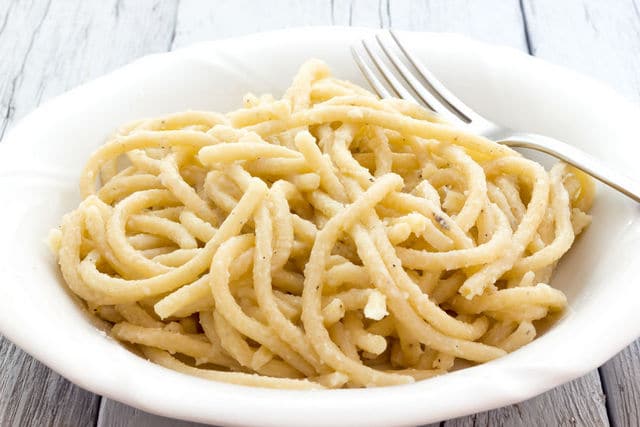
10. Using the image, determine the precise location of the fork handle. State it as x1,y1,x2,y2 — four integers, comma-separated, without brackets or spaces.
498,133,640,203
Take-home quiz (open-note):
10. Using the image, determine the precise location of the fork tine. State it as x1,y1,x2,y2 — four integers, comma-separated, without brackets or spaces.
374,33,465,124
350,45,392,99
360,40,419,104
388,29,485,124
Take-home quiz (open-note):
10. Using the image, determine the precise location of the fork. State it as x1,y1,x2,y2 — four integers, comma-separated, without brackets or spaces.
351,30,640,203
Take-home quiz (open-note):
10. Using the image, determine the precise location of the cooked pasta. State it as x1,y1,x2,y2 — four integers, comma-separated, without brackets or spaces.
49,59,594,389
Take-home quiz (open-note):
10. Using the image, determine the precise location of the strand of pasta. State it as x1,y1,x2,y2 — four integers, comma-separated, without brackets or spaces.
74,180,267,304
321,131,493,342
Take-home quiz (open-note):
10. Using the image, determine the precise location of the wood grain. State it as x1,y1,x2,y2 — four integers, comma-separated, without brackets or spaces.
172,0,332,49
601,341,640,427
2,0,178,128
389,0,527,49
97,399,206,427
522,0,640,98
331,0,390,27
0,340,100,427
444,371,608,427
0,0,51,140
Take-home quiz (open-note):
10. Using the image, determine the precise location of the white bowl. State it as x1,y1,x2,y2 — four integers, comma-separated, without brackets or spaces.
0,27,639,427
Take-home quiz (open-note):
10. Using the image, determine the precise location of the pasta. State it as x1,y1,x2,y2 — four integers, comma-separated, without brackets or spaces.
49,59,594,389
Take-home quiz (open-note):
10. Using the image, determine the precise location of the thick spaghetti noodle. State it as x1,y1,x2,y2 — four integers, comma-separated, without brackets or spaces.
49,59,594,389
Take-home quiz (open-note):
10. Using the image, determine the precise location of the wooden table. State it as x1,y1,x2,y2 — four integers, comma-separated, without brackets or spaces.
1,1,638,426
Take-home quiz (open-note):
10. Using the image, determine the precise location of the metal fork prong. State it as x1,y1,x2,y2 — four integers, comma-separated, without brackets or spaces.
374,33,465,124
350,45,392,99
388,29,485,124
360,39,419,105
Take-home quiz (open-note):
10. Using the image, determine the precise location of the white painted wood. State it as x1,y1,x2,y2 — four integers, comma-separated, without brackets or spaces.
522,0,640,100
521,1,640,425
2,0,178,133
0,0,51,140
331,0,391,28
389,0,527,50
172,0,332,49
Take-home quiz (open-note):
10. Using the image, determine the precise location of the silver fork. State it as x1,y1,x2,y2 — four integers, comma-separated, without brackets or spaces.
351,30,640,203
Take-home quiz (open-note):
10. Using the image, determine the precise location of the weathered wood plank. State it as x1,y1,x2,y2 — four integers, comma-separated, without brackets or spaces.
522,0,640,99
0,340,100,427
389,0,527,49
331,0,390,27
172,0,332,49
0,1,179,426
521,1,640,425
600,341,640,427
97,399,206,427
2,0,179,132
0,0,51,140
445,371,608,427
